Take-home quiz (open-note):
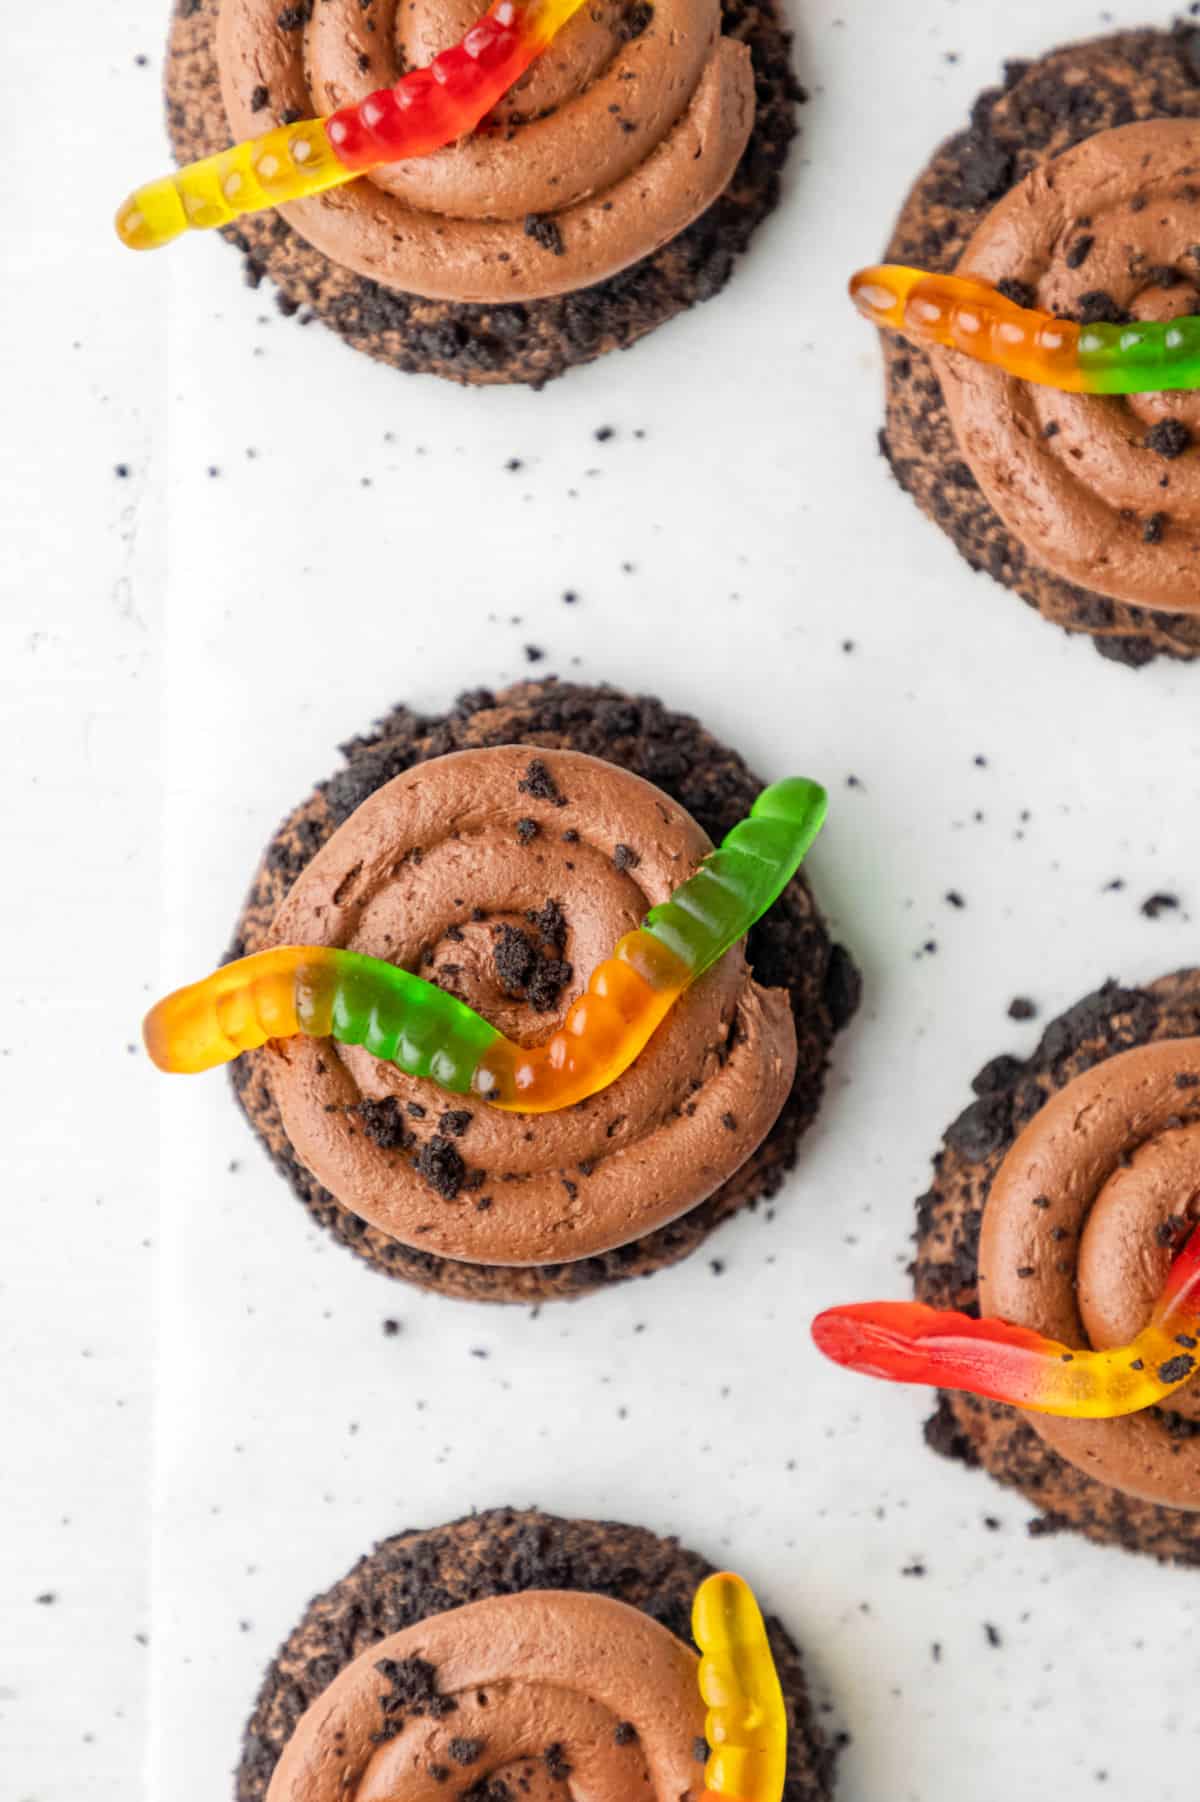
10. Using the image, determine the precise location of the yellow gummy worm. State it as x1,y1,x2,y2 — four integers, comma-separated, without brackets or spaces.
693,1572,788,1802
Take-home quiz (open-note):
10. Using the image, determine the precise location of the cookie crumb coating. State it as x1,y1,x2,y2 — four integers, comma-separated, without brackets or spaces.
229,681,859,1302
913,969,1200,1563
879,26,1200,666
236,1509,837,1802
165,0,801,386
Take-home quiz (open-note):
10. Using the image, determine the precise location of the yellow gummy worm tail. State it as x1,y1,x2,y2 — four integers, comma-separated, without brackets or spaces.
692,1572,788,1802
116,121,350,250
142,947,333,1072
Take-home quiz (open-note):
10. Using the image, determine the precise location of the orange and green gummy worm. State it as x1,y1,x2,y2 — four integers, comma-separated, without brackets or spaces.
811,1223,1200,1421
143,777,827,1115
116,0,588,250
692,1572,788,1802
851,264,1200,394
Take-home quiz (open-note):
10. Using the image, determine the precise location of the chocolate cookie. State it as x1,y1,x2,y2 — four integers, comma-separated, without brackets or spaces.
229,679,859,1303
878,24,1200,667
914,968,1200,1565
163,0,800,388
236,1506,837,1802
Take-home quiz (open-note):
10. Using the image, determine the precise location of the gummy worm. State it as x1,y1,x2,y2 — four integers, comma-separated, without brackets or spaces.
811,1223,1200,1421
116,0,588,251
850,264,1200,395
143,777,827,1115
692,1572,788,1802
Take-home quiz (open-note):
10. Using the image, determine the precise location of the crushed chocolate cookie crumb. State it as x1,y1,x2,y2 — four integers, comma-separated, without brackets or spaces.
524,214,565,256
492,924,573,1011
518,759,566,805
996,278,1035,309
526,899,568,951
374,1656,451,1739
543,1744,572,1782
415,1136,466,1201
1077,290,1130,326
1144,420,1192,460
356,1097,413,1152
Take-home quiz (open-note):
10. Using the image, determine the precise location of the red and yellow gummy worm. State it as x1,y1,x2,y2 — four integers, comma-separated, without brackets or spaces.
851,264,1200,395
692,1572,788,1802
116,0,589,250
812,1223,1200,1421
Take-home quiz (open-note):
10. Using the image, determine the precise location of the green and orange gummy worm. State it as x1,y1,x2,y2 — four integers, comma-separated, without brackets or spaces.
144,778,827,1116
851,263,1200,394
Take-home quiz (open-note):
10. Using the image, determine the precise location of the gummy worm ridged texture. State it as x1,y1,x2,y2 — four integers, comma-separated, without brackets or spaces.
115,0,587,249
812,1223,1200,1420
143,777,826,1114
851,264,1200,395
692,1572,788,1802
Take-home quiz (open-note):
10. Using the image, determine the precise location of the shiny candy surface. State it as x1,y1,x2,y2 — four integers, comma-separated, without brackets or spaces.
142,946,500,1093
850,264,1200,395
692,1572,788,1802
115,0,588,250
812,1223,1200,1420
479,776,827,1112
143,777,826,1114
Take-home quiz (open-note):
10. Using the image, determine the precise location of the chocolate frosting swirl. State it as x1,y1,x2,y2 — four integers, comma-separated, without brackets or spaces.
266,1590,705,1801
217,0,755,302
265,745,796,1265
938,119,1200,616
979,1037,1200,1509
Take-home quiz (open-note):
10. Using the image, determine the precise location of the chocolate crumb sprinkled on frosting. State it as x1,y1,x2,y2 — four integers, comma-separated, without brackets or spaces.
1145,420,1193,460
415,1137,466,1201
518,760,567,806
229,683,855,1300
235,1508,836,1802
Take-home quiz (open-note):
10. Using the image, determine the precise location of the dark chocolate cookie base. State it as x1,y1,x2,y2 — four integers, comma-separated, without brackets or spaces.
236,1507,837,1802
164,0,800,388
229,679,859,1303
880,24,1200,668
913,968,1200,1565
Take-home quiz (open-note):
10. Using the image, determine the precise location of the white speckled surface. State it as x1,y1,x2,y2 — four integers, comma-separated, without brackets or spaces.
4,2,1200,1799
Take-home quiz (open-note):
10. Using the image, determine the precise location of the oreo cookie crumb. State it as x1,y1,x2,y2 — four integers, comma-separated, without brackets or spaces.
1145,420,1192,460
415,1137,466,1201
543,1745,572,1781
1077,291,1131,326
524,215,565,257
517,759,565,805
